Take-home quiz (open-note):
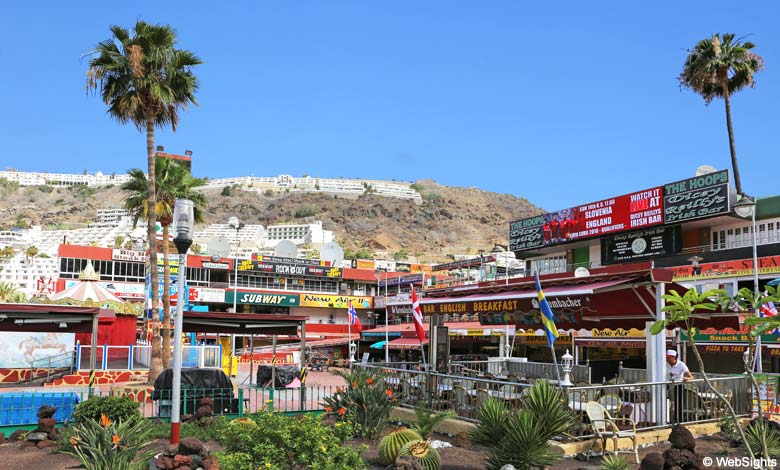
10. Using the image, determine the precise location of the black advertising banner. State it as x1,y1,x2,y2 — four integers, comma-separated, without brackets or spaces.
435,327,450,373
508,186,663,252
663,170,730,224
601,226,681,265
237,259,342,278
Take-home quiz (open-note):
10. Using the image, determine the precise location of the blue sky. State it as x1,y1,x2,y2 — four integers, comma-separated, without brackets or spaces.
0,2,777,211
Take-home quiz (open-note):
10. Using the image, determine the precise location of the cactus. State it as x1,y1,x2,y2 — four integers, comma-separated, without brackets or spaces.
398,440,441,470
378,428,423,465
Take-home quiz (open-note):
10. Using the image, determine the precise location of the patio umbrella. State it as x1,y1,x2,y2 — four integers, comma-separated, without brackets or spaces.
370,340,387,349
768,277,780,287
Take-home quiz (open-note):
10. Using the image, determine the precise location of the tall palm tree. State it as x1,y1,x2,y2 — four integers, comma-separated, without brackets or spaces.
123,158,206,367
679,33,764,196
87,21,202,381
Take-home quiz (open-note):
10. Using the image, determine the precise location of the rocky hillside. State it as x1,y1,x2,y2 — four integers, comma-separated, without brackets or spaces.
0,179,541,262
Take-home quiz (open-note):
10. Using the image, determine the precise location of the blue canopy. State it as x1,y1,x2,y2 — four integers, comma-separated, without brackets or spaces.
370,341,387,349
768,278,780,287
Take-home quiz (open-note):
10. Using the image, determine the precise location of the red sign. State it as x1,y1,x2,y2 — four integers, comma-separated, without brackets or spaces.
559,187,664,242
671,255,780,282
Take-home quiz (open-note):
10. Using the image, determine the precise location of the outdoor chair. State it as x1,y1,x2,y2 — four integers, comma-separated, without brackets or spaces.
585,401,639,464
599,394,622,416
477,389,492,408
452,385,476,418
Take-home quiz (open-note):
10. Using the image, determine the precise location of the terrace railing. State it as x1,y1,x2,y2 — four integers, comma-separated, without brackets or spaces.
75,345,221,371
27,351,75,384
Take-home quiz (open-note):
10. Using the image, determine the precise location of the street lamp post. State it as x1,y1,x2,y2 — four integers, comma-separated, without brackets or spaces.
228,217,244,379
170,199,194,445
560,349,574,387
734,195,761,371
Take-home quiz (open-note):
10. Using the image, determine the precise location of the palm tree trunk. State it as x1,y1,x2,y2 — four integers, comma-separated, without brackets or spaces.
688,334,755,460
162,224,172,368
745,335,771,463
146,116,163,384
723,85,743,196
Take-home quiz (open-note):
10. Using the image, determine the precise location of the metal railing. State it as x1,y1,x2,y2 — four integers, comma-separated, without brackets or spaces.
356,362,751,438
27,351,75,384
453,359,590,384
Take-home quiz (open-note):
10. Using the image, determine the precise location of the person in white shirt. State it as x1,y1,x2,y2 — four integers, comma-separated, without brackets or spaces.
666,349,693,382
666,349,693,423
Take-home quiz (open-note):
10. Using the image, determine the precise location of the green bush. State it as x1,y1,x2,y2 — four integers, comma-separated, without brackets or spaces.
468,397,508,446
217,412,366,470
294,205,318,218
601,454,629,470
321,369,394,439
71,396,141,425
411,404,456,439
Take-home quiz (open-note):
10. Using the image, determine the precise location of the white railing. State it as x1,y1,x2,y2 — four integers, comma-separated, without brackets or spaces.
75,345,221,371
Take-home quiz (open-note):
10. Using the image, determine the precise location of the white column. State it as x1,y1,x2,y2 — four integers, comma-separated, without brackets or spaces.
650,281,667,426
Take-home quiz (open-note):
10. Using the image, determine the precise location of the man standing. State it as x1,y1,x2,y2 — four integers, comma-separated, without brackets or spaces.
666,349,693,423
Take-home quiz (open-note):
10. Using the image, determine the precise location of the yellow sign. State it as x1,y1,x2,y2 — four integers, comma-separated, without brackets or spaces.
299,294,374,309
588,328,645,338
355,259,376,270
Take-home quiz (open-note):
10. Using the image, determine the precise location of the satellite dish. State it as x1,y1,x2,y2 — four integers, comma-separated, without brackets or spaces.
207,237,231,259
320,242,344,266
274,240,299,258
695,165,718,177
574,267,591,278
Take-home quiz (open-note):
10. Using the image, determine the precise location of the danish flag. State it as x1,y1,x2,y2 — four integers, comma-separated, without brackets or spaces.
410,287,427,343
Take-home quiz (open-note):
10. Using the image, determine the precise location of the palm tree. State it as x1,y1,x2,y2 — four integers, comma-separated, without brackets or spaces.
87,21,202,381
0,281,25,303
24,245,39,263
123,158,206,367
679,33,764,196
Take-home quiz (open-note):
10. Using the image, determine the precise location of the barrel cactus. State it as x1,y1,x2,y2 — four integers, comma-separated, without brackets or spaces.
398,440,441,470
378,428,423,465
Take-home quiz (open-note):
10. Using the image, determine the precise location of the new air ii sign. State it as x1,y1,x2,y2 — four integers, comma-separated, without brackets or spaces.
663,170,731,223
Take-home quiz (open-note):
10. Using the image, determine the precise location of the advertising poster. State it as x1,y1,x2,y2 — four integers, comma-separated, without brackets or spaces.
0,333,74,368
601,226,681,265
663,170,731,224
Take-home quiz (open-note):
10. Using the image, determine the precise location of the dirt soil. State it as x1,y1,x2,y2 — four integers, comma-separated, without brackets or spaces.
0,434,746,470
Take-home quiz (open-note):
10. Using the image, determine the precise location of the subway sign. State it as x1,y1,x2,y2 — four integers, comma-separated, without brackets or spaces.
225,291,299,306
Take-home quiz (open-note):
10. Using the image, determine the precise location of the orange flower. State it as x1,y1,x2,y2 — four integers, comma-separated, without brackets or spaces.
325,406,333,413
112,435,120,445
336,386,343,393
366,378,373,385
69,436,80,447
385,389,393,397
338,407,347,416
352,381,357,388
100,414,111,427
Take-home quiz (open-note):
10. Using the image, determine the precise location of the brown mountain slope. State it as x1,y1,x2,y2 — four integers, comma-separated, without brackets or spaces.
0,180,541,262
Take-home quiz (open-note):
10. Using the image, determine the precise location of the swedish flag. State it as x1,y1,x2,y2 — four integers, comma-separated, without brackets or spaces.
534,271,559,346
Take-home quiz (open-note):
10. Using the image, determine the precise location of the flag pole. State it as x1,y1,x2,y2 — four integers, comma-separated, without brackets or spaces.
347,304,352,370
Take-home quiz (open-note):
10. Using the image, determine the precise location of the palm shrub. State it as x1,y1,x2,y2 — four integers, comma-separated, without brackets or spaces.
471,381,575,470
321,369,394,439
216,411,366,470
411,404,456,439
468,397,508,446
746,419,780,458
59,414,157,470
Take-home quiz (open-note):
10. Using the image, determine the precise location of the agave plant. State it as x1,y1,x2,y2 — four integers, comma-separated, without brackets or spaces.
59,414,157,470
468,397,508,446
746,419,780,458
600,454,629,470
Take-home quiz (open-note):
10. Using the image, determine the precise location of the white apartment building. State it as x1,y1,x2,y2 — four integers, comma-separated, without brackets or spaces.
0,255,59,295
265,221,334,247
0,170,131,187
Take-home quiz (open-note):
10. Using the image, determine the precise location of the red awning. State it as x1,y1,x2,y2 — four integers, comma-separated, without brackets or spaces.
387,337,429,350
422,266,739,331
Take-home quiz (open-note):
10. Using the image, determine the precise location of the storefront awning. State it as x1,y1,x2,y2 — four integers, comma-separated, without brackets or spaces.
182,312,307,336
387,338,429,350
